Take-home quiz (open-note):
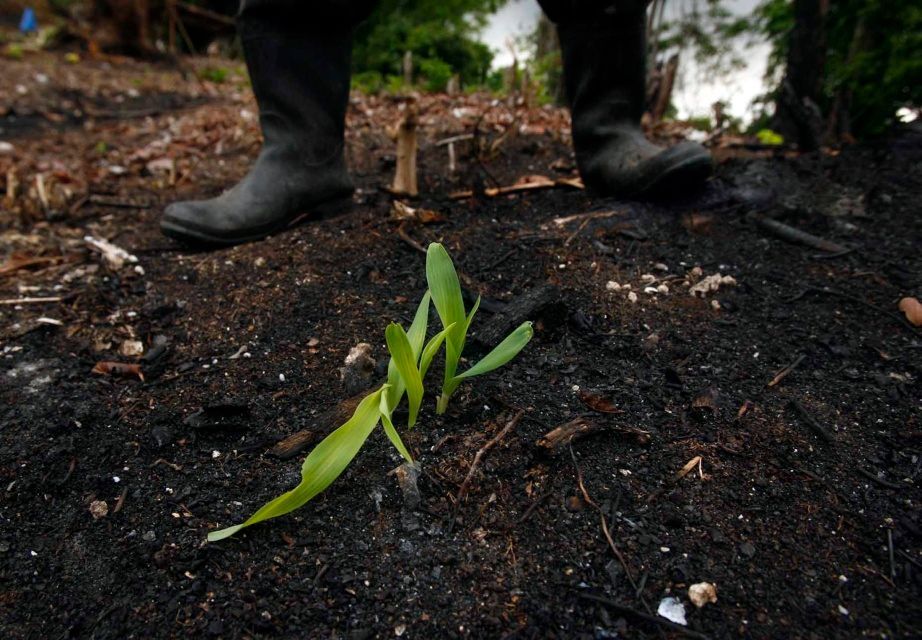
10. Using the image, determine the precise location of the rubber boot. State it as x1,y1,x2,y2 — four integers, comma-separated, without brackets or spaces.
555,4,712,197
160,15,355,245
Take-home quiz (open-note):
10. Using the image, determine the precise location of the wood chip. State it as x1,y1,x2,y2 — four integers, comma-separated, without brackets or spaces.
676,456,703,480
91,361,144,381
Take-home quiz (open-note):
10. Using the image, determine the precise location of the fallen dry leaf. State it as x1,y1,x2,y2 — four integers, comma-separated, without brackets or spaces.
578,390,622,414
91,361,144,381
898,297,922,327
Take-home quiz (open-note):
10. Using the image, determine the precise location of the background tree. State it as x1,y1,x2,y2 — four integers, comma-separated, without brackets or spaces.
351,0,504,92
754,0,922,144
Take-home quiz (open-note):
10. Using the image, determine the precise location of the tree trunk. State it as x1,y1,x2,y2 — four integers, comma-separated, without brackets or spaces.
650,53,678,122
774,0,828,150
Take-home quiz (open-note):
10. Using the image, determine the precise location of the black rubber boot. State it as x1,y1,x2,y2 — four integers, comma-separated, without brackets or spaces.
555,4,713,197
161,14,356,246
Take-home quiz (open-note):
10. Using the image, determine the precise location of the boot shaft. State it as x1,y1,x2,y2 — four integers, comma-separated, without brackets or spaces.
553,6,648,151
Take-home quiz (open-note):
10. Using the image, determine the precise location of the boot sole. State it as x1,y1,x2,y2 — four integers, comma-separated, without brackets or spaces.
160,195,354,247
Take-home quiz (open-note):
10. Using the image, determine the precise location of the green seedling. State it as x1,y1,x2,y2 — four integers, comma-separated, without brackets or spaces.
208,245,533,541
426,243,533,413
208,294,432,541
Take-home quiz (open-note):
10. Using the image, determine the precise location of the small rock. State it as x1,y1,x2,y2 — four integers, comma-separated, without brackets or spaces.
339,343,376,394
119,340,144,357
739,541,756,558
89,500,108,520
142,530,157,542
688,582,718,607
689,273,737,297
605,280,622,291
657,596,687,626
395,462,421,511
627,291,638,303
0,141,14,155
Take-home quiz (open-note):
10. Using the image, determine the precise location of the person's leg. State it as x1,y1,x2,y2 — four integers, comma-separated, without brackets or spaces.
161,0,377,245
536,0,712,197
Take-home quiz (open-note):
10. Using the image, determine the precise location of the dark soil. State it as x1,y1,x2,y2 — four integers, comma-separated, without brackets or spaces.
2,52,921,639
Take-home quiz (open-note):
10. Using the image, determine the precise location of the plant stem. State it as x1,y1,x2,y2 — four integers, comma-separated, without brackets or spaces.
436,394,449,414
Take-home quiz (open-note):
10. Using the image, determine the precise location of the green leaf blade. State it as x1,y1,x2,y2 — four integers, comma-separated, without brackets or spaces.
206,387,386,542
453,321,533,382
385,323,424,428
379,396,414,464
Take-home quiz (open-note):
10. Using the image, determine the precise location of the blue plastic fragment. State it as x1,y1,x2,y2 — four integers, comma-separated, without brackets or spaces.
19,7,38,33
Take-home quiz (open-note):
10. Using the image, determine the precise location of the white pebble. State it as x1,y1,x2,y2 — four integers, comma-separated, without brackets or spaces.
627,291,638,303
605,281,622,291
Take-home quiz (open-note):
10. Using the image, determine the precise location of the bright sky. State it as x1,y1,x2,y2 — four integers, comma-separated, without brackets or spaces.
481,0,770,123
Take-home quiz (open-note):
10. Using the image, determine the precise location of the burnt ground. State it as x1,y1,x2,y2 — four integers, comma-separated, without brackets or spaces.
1,52,921,639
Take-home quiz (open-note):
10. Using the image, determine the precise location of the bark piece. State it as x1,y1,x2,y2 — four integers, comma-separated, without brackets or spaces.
536,417,602,452
470,284,566,351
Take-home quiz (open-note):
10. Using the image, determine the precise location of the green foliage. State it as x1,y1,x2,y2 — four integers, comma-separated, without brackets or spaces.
198,67,229,84
207,386,389,542
685,115,713,132
756,128,784,145
4,43,24,60
425,243,533,414
418,58,453,93
652,0,749,80
208,244,531,541
352,0,503,91
352,70,385,94
754,0,922,137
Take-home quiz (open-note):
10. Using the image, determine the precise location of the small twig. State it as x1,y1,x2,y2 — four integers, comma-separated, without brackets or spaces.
788,399,835,443
455,411,524,505
514,483,555,526
435,133,474,146
569,445,641,599
767,354,806,387
564,217,592,246
113,487,128,514
396,222,426,254
578,594,712,640
0,296,63,306
898,550,922,572
552,209,625,227
856,466,904,490
887,528,895,580
150,458,182,471
749,212,848,253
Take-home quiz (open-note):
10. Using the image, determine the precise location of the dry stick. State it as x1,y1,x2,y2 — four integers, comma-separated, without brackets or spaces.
568,445,643,604
455,411,524,505
749,212,848,253
856,466,903,490
0,296,63,305
553,209,624,227
396,222,427,255
887,528,896,580
578,594,712,640
768,354,806,387
788,399,835,443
